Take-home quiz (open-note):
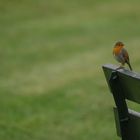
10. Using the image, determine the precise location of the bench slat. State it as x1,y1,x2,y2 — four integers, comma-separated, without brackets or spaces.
103,64,140,104
114,107,140,139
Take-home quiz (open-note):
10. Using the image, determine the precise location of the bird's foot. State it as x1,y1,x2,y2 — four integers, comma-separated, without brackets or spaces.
115,66,124,70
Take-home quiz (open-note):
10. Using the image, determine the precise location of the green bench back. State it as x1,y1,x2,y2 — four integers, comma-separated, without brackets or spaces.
103,64,140,140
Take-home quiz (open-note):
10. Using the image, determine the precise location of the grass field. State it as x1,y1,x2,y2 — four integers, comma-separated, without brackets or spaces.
1,0,140,139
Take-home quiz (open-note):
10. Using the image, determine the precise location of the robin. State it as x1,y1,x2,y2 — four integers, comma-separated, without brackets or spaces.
113,41,132,71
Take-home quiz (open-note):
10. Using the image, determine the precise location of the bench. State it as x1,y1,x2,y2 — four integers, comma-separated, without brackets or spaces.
102,64,140,140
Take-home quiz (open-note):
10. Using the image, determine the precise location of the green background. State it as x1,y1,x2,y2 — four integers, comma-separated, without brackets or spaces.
0,0,140,139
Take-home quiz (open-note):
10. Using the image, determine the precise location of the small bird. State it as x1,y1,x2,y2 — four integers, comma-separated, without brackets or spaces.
113,41,132,71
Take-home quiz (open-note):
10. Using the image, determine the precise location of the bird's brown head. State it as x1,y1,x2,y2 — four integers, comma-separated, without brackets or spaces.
114,41,124,48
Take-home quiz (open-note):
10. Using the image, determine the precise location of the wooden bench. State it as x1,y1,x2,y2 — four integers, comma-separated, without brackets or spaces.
102,64,140,140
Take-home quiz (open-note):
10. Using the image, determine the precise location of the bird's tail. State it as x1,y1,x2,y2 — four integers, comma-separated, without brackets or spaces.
126,61,133,71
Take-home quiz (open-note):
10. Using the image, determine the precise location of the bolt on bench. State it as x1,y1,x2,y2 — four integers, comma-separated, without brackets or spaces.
102,64,140,140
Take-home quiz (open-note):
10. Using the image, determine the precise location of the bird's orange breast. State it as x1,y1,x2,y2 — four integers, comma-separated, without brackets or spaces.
113,46,123,55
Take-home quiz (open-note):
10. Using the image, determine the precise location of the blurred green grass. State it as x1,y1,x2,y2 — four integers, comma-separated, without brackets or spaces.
0,0,140,139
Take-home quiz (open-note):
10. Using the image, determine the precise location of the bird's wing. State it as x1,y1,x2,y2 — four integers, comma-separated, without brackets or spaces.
121,48,129,62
